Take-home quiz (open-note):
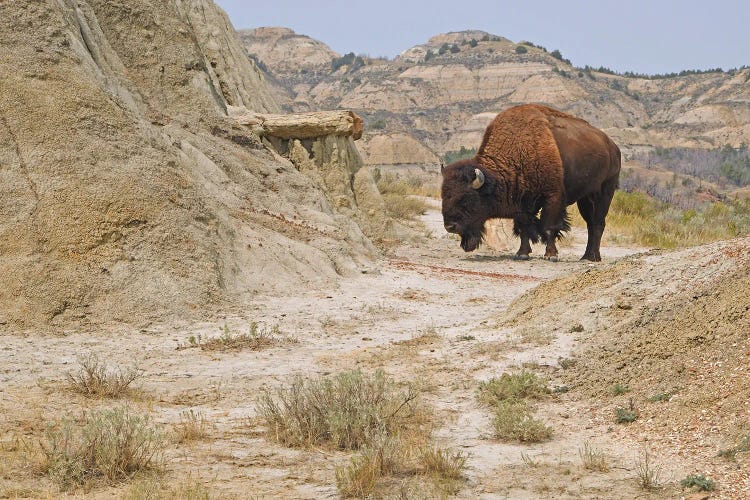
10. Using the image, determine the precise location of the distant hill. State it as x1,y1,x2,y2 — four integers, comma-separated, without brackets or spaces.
237,27,339,72
239,28,750,174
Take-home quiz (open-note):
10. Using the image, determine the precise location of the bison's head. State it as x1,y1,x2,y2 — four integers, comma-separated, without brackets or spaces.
441,159,494,252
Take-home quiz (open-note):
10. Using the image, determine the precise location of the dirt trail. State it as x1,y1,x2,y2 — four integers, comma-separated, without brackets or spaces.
1,208,684,499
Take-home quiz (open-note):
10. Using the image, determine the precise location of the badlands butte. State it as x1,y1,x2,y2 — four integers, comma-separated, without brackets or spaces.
240,27,750,169
1,2,750,498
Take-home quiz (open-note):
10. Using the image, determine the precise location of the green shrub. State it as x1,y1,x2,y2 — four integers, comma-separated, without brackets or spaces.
41,408,163,488
477,371,552,443
601,191,750,249
615,406,638,424
681,474,715,491
332,52,364,72
490,400,552,442
648,390,676,402
477,371,549,406
611,383,630,396
550,49,571,64
515,45,527,54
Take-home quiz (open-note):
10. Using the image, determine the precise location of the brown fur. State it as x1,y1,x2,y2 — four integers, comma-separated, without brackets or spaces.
441,104,620,261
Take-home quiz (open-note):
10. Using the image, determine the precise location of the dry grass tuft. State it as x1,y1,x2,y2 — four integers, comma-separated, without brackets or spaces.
184,323,292,352
393,327,441,347
66,353,141,398
172,383,223,406
574,190,750,248
376,173,430,220
718,432,750,460
260,369,466,497
376,172,440,199
579,441,610,472
40,407,163,488
634,450,663,491
122,476,211,500
335,435,403,498
419,445,468,479
257,369,422,450
520,451,539,467
173,409,212,443
336,438,468,498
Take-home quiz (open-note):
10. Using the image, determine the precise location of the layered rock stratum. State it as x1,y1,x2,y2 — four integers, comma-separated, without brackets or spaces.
240,28,750,165
0,1,380,330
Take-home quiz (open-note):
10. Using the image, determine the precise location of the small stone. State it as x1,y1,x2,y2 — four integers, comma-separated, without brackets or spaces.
615,299,632,310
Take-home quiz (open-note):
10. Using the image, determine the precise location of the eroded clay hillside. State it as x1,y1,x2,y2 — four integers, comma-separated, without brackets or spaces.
0,1,382,331
240,28,750,166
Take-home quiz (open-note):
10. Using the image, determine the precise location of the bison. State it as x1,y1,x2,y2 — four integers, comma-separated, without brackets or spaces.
441,104,621,261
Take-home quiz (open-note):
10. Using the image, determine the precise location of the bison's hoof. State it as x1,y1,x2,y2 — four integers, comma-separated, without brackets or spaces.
513,254,530,261
543,255,559,262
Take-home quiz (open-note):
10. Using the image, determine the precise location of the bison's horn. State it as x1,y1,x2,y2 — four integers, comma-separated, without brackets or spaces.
472,168,485,189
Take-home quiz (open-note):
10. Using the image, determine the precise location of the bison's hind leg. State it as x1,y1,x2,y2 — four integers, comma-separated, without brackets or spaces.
578,179,616,261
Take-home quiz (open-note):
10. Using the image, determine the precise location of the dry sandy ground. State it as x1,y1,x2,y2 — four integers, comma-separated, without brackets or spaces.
0,205,725,499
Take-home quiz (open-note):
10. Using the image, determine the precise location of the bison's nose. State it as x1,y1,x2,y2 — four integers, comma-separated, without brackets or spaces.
444,222,458,233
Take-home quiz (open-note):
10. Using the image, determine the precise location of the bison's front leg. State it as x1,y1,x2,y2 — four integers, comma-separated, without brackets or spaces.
512,214,537,260
515,235,532,260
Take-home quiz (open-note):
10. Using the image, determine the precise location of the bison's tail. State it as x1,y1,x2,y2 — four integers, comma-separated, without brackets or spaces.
514,210,570,244
512,216,543,244
559,210,572,238
539,210,571,243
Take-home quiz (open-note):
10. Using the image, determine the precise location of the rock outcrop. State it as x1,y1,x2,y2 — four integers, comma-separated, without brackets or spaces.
233,109,363,140
0,1,376,331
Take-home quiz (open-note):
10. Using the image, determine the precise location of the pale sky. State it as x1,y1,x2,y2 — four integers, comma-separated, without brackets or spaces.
216,0,749,75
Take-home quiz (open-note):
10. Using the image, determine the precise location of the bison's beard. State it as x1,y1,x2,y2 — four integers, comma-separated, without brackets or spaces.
460,228,484,252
